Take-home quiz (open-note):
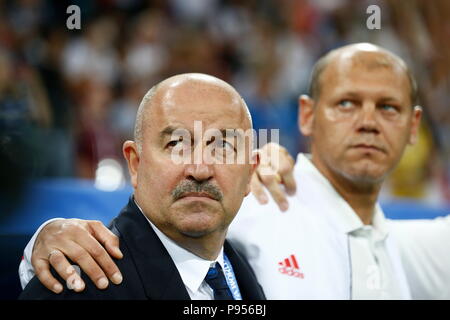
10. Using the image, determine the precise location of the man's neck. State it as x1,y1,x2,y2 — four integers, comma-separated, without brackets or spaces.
332,177,380,225
311,157,382,225
165,230,226,261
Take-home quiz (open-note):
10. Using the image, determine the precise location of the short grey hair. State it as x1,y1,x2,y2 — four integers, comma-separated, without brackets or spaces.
134,83,160,153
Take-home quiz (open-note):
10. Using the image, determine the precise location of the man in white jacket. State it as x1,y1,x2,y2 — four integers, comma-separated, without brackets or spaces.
19,43,450,299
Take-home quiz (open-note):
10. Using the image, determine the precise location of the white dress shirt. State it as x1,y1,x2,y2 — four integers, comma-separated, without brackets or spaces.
19,153,450,299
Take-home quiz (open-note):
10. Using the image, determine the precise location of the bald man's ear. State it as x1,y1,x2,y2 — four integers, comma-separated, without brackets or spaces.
299,95,315,137
123,140,140,188
408,106,423,145
245,150,260,196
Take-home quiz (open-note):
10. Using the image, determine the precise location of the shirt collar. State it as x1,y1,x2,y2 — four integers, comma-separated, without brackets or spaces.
133,198,225,293
295,153,389,240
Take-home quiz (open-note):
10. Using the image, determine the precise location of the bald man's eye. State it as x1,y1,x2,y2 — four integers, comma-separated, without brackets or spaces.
338,100,355,109
220,140,236,152
166,138,188,149
166,140,179,147
379,104,399,113
211,139,236,153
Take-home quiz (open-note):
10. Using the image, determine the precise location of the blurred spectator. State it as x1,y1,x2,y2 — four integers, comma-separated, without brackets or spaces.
63,16,120,85
123,10,167,83
75,80,120,179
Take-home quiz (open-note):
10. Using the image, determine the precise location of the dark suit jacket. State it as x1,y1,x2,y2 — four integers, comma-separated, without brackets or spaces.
20,197,266,300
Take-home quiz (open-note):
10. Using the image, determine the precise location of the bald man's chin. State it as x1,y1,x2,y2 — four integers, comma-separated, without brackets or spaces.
177,221,222,239
171,207,224,238
341,168,386,190
179,229,211,239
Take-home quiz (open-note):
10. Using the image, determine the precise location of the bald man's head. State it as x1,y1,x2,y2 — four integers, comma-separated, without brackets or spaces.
299,42,423,191
308,43,418,106
133,73,253,152
123,74,258,247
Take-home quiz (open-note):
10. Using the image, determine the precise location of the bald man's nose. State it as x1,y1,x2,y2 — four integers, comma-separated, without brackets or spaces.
357,102,379,134
184,144,214,181
184,163,214,182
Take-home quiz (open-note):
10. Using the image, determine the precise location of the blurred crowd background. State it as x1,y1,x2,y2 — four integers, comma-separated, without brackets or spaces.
1,0,449,211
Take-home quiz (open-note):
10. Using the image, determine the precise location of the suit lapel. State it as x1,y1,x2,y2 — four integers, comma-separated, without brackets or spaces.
224,241,266,300
112,198,190,300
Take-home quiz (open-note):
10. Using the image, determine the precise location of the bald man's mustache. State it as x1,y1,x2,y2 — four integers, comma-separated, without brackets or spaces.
171,180,223,202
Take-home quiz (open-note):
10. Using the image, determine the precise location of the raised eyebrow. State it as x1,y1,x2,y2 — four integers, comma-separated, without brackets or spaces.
160,126,176,138
159,126,191,140
160,127,243,142
335,93,403,106
204,129,239,143
377,97,402,104
336,92,360,99
222,129,243,139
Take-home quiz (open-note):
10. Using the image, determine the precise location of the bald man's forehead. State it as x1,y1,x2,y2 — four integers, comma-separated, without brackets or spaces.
330,43,401,61
158,73,238,95
322,49,410,86
161,79,241,104
309,43,417,107
146,78,251,131
317,51,413,107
